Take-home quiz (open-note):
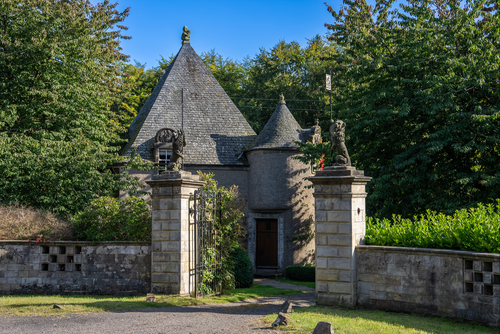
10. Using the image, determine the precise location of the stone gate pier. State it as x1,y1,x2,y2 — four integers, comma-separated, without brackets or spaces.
309,166,371,306
146,171,205,295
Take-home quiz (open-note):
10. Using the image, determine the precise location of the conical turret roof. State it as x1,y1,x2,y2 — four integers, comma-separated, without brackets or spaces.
247,95,308,150
122,41,256,165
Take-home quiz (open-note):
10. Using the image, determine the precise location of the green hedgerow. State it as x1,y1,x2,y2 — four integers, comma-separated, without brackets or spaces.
366,200,500,253
285,265,315,282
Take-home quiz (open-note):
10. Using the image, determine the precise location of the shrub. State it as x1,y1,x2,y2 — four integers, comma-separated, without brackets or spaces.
73,196,151,242
0,203,75,241
196,172,246,294
230,246,253,288
286,265,315,282
366,200,500,253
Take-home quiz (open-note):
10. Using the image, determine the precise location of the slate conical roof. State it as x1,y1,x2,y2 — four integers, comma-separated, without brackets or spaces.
247,95,308,151
122,42,256,165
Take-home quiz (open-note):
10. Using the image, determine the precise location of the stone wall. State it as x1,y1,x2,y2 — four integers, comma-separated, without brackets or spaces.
0,241,150,295
356,245,500,326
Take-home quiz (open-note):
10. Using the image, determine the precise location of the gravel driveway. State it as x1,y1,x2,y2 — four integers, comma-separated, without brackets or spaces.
0,292,315,334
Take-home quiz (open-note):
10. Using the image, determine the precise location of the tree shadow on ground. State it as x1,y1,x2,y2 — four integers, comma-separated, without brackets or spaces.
280,305,495,334
1,289,314,316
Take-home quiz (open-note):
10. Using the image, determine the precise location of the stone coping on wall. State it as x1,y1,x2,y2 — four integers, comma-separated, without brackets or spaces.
184,164,250,171
357,245,500,261
0,240,150,246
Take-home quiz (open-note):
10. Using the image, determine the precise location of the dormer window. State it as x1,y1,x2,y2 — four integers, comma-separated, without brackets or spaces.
158,149,171,169
153,128,176,170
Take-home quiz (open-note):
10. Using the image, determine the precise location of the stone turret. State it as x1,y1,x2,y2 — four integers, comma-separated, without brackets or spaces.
245,95,315,274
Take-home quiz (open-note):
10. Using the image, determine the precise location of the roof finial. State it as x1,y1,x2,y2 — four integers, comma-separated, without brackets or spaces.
279,93,286,105
181,26,191,44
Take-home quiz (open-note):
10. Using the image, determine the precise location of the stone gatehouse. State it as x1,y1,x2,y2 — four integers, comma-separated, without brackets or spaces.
120,32,316,275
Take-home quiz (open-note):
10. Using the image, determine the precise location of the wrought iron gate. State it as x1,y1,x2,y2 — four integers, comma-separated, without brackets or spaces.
189,188,222,298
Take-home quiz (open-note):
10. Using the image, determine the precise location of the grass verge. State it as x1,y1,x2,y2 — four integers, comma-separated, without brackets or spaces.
276,278,315,289
0,284,305,317
263,306,495,334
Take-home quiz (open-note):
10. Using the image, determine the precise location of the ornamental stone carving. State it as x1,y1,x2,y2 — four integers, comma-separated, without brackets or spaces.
181,26,191,44
329,119,351,166
309,118,322,144
279,93,286,105
155,128,175,143
167,129,186,171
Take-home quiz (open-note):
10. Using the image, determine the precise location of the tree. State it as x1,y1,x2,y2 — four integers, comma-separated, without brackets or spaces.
240,36,338,133
325,0,500,217
0,0,150,215
201,50,247,103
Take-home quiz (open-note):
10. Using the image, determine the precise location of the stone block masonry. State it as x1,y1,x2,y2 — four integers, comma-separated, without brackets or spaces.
147,170,205,296
309,166,371,307
0,241,150,295
309,162,500,326
357,245,500,326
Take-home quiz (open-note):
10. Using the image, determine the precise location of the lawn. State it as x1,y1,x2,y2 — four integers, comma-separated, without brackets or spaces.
0,284,305,317
276,278,315,289
263,306,495,334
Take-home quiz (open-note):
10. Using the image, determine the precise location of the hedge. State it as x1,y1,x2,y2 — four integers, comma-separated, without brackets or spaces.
285,265,315,282
366,201,500,253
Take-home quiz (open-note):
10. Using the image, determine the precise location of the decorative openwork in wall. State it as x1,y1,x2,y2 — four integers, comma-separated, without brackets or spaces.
40,245,83,272
189,189,222,298
463,259,500,296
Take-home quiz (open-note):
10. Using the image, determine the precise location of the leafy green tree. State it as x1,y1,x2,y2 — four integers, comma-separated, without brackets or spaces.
325,0,500,217
201,50,247,102
240,36,338,132
0,0,150,215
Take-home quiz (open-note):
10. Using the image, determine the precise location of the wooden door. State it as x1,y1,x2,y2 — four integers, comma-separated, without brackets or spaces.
256,219,278,268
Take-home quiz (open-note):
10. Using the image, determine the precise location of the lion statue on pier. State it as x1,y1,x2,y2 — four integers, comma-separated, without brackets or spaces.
329,119,351,166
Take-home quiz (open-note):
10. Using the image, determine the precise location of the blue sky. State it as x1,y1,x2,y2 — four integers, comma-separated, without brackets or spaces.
91,0,342,69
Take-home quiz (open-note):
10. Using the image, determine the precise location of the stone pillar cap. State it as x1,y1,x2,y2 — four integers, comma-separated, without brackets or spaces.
152,170,199,181
146,171,206,191
308,166,372,185
315,166,366,177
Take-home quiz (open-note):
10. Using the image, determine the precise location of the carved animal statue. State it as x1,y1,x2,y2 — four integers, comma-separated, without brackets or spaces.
167,129,186,171
329,119,351,166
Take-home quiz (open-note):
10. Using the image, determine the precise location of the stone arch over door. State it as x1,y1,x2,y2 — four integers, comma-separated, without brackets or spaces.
247,212,284,273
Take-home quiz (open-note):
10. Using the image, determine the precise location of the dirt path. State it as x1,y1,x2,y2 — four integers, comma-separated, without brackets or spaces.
0,292,315,334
